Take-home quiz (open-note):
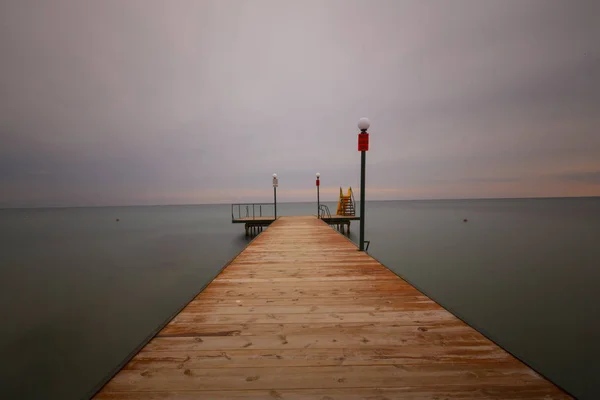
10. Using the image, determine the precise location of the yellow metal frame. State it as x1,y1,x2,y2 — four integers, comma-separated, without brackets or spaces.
336,187,355,216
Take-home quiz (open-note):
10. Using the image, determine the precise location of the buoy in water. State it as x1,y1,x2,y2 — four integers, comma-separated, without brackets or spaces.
116,218,120,222
463,218,468,222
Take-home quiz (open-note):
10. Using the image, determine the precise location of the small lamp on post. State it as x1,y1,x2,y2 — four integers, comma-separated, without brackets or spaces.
357,117,370,251
316,172,321,218
272,173,278,220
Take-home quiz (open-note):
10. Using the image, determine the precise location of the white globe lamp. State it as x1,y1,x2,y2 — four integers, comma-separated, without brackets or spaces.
358,117,370,131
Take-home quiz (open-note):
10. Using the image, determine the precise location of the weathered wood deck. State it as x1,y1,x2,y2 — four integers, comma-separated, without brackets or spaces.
94,216,569,399
232,217,276,223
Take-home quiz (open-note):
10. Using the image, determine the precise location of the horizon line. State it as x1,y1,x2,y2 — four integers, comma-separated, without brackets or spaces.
2,195,599,210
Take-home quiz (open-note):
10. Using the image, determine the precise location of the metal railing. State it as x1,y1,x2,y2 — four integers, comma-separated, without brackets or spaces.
231,203,275,220
319,204,331,219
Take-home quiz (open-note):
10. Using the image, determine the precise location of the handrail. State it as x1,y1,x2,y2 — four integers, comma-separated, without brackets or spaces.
350,187,356,217
319,204,331,219
231,203,275,206
231,203,275,220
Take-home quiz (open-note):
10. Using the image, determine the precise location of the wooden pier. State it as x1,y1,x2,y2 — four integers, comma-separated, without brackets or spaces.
94,216,569,399
231,203,276,236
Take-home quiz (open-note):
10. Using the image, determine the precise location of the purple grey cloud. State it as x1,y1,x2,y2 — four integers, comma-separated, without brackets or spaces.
1,0,599,207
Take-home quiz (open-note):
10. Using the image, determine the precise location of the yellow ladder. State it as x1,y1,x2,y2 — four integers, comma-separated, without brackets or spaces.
336,187,356,216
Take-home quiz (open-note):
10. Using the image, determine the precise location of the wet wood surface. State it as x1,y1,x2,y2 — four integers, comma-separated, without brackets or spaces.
94,216,569,399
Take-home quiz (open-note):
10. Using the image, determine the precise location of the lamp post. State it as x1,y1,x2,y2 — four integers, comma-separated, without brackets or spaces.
272,173,278,219
316,172,321,218
357,117,370,251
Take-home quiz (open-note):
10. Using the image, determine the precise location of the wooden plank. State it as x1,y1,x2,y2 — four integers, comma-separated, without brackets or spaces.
181,294,433,306
216,276,397,283
219,266,391,274
100,364,550,392
166,310,456,325
95,385,565,400
197,282,422,298
217,272,394,279
124,345,513,369
158,320,466,337
232,217,275,222
178,299,442,314
202,280,411,289
143,331,485,352
93,216,569,399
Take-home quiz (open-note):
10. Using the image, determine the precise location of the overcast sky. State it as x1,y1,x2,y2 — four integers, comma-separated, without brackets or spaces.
1,0,599,207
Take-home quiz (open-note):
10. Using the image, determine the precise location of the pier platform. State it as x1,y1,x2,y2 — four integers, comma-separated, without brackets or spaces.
320,215,360,235
231,203,276,235
93,216,569,399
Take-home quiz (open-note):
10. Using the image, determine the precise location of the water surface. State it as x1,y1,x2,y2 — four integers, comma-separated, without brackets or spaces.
1,198,598,399
0,205,251,398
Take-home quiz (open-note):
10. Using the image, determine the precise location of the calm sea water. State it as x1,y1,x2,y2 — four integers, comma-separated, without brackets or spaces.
1,198,599,399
